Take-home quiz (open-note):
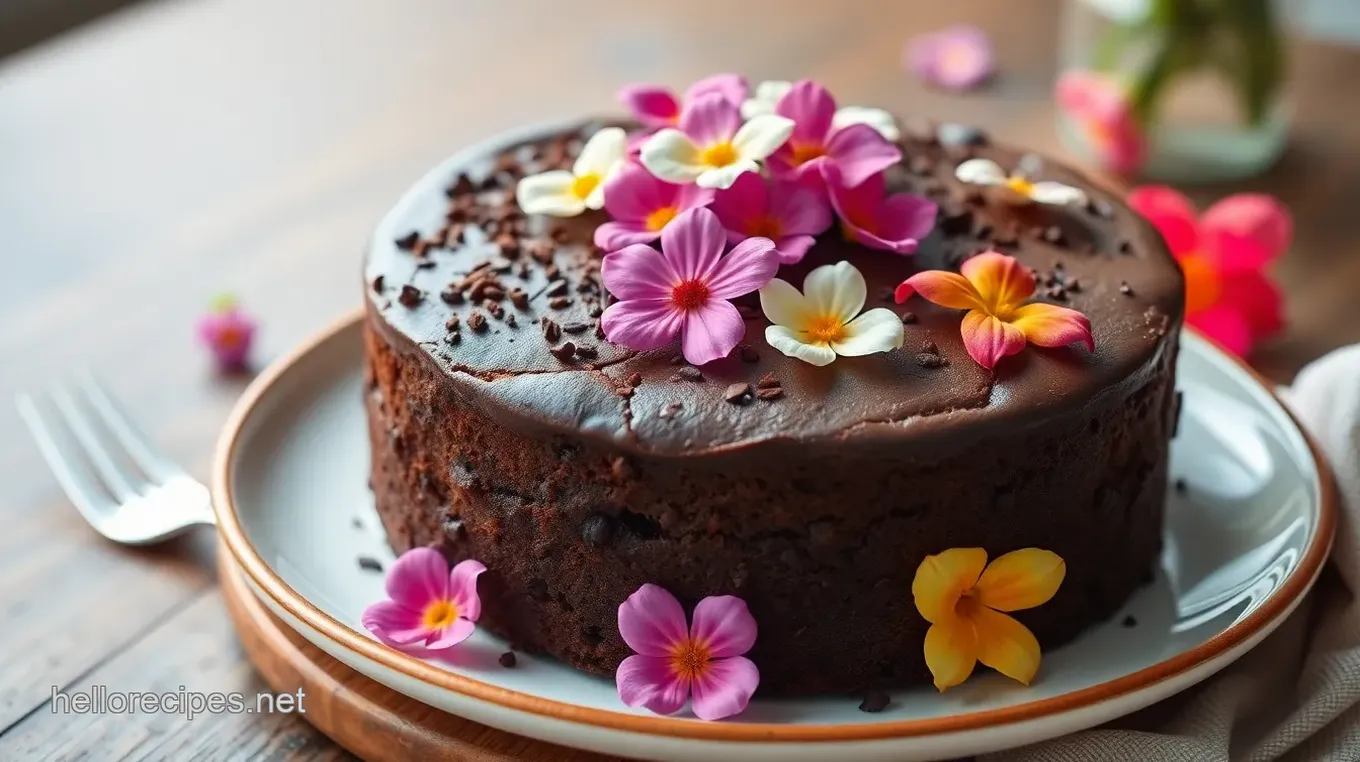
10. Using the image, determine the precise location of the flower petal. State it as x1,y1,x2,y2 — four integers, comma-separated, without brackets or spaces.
602,163,679,223
690,596,758,658
773,235,817,264
824,123,903,188
731,115,796,163
1027,182,1088,207
682,300,745,366
961,251,1036,309
832,106,900,141
617,85,681,128
930,27,995,90
961,311,1027,369
803,261,868,324
972,607,1042,686
685,73,749,107
602,244,680,300
975,549,1066,612
1188,305,1255,357
924,618,978,692
361,600,430,646
594,221,662,251
766,325,838,366
775,80,836,144
1126,185,1201,256
832,308,906,357
1220,270,1284,339
661,207,727,282
1009,303,1094,351
706,237,778,299
894,271,984,310
954,158,1007,187
710,171,769,234
385,547,450,609
696,161,760,190
573,127,627,178
759,278,811,331
768,180,833,236
618,583,690,657
691,657,760,721
601,298,685,352
678,92,742,145
515,171,586,217
424,618,477,650
640,129,706,186
1200,193,1292,272
912,547,988,624
447,559,487,622
617,654,690,715
741,80,792,120
876,192,939,249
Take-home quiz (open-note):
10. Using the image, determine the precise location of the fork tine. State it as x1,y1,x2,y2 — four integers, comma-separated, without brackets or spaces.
76,371,180,482
16,393,119,520
50,384,144,502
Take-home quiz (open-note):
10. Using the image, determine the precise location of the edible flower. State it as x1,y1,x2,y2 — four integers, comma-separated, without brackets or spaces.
764,80,902,188
913,547,1066,691
827,167,938,254
600,207,777,365
1127,185,1290,356
618,73,748,128
616,583,759,721
760,261,904,366
594,163,715,251
906,26,995,92
711,172,832,264
360,548,487,654
1055,70,1145,174
741,80,901,142
197,294,256,372
516,127,627,216
640,93,794,190
954,157,1088,207
895,251,1094,369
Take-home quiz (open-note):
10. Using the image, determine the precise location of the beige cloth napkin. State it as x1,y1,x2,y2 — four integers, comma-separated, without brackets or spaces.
984,344,1360,762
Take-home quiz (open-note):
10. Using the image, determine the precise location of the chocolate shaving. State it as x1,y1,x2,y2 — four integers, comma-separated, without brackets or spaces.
398,285,423,307
756,373,780,389
562,322,590,334
724,382,753,405
755,386,784,401
440,287,464,305
574,344,598,359
739,345,760,363
509,288,529,309
371,275,385,293
467,312,488,332
549,296,572,309
549,342,576,362
394,231,420,250
540,318,561,342
498,651,518,668
676,366,704,382
900,311,917,324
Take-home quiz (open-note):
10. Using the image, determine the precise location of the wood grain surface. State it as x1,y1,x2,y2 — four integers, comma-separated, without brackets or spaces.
1,0,1357,759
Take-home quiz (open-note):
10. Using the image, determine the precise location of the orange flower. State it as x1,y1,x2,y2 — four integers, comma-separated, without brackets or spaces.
912,547,1066,691
894,251,1094,370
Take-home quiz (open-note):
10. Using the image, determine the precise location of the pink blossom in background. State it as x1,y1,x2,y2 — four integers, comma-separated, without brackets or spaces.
711,172,833,264
907,26,995,92
617,73,749,128
1056,70,1145,174
594,163,714,251
197,295,256,371
826,168,938,254
361,548,487,654
764,80,902,189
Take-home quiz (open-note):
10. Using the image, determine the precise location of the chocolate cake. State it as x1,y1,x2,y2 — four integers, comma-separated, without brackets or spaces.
362,111,1183,695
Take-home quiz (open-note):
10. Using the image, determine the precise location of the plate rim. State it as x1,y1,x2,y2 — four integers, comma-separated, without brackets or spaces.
211,307,1338,743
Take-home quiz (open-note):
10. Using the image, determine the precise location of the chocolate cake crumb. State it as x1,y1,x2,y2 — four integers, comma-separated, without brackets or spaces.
357,556,384,573
725,383,754,405
1047,285,1068,301
484,300,505,320
414,257,436,269
756,373,780,389
739,345,761,363
444,332,461,346
439,284,465,305
676,366,704,382
921,340,939,354
858,690,891,713
1067,278,1081,293
588,304,604,318
755,386,784,401
398,285,423,307
545,279,569,297
900,311,917,324
467,312,488,332
445,315,460,331
658,402,684,420
482,285,506,301
627,372,643,387
1122,615,1138,628
509,288,529,309
505,313,518,328
562,322,590,334
1120,282,1134,296
395,231,420,250
540,318,561,342
549,296,572,309
580,514,614,546
916,353,946,369
371,275,385,293
498,651,518,668
1174,478,1188,494
549,342,576,362
575,344,598,359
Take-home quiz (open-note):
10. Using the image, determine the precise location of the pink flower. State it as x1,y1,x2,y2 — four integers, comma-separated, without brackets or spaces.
765,80,902,189
906,26,995,92
616,584,760,721
601,207,777,365
1127,185,1291,356
710,172,832,264
360,548,487,654
617,74,749,129
197,295,256,371
826,168,938,254
1056,70,1145,174
640,94,793,190
594,164,715,252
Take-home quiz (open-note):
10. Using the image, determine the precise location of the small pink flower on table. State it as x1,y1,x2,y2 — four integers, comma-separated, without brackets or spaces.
616,583,759,720
618,74,748,129
360,547,487,654
601,207,778,365
711,172,832,264
1055,70,1145,174
1127,185,1291,356
640,93,794,190
827,168,938,254
895,251,1094,369
907,26,995,92
197,294,256,371
594,163,714,252
763,80,902,189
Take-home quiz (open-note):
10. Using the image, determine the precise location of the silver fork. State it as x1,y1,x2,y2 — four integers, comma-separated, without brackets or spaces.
16,372,215,544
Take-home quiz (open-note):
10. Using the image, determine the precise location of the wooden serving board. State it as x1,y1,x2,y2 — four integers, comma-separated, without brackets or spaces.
218,546,620,762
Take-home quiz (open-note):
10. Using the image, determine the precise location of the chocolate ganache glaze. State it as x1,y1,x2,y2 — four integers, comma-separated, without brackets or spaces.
362,119,1185,695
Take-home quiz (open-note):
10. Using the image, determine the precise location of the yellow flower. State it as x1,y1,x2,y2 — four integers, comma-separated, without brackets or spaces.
911,547,1066,691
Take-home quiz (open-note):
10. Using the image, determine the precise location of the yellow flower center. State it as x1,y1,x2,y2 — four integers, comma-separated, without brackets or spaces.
953,589,983,620
669,637,712,682
645,206,678,232
700,142,739,168
805,313,847,344
1005,176,1034,196
747,216,783,239
790,142,826,167
422,599,459,630
1180,254,1221,315
671,279,711,311
571,173,601,201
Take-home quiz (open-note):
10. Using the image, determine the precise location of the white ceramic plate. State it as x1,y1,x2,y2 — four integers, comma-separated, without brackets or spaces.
213,312,1335,762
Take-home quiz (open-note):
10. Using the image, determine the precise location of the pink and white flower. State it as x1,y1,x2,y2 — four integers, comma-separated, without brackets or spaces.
742,80,900,141
826,168,938,254
360,548,487,654
618,73,748,129
764,80,902,188
1056,70,1145,174
594,163,714,252
906,26,995,92
601,207,777,365
516,127,628,216
639,94,794,190
710,172,832,264
197,295,256,371
616,583,760,721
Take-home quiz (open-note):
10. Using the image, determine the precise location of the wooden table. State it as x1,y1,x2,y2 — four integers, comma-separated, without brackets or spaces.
1,0,1357,759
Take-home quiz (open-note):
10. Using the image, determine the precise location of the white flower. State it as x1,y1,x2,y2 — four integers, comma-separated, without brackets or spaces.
741,80,901,141
639,95,793,190
954,158,1088,207
515,127,627,216
759,261,905,366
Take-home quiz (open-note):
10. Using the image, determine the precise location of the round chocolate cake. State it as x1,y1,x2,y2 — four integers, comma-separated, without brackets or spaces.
362,112,1184,696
